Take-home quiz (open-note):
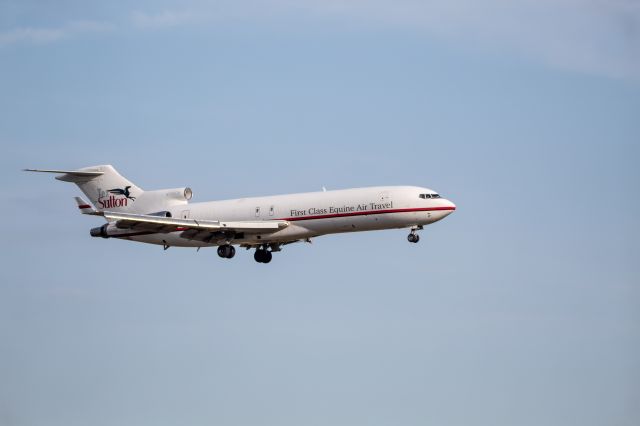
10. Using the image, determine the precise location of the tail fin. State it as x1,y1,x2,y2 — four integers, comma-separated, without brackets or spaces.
25,165,143,212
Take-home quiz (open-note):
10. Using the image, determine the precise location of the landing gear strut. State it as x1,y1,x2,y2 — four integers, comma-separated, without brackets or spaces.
407,226,422,243
217,244,236,259
254,248,273,263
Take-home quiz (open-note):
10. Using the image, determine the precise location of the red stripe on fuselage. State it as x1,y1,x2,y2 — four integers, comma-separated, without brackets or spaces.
279,206,455,222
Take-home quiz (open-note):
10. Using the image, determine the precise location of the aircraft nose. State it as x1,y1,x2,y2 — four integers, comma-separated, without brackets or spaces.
443,199,456,216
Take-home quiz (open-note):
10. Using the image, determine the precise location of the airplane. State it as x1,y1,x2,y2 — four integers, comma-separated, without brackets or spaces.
25,165,456,263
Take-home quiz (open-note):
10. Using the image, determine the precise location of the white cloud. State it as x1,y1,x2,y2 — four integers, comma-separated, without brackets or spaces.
280,0,640,80
1,1,638,80
0,27,65,45
130,10,196,29
0,20,115,47
160,0,638,80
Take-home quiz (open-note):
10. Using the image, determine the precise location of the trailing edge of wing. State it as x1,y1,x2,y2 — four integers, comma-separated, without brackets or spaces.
102,211,288,233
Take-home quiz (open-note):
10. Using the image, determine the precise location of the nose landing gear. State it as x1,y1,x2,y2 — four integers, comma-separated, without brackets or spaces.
217,244,236,258
407,226,422,243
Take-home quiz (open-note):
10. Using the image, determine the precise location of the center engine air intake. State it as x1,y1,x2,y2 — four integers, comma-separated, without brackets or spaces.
162,187,193,201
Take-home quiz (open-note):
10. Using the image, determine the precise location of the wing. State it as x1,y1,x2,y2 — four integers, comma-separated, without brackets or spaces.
102,211,288,236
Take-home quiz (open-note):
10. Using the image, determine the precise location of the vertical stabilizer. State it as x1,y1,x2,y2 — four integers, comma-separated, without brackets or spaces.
25,165,144,212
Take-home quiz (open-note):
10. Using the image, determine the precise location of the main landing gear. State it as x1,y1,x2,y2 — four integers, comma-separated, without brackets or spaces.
217,244,275,263
254,248,273,264
407,226,422,243
217,244,236,259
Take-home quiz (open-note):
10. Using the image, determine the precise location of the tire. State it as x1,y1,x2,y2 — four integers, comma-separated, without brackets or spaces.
218,245,235,258
254,249,265,263
413,234,420,243
262,250,272,263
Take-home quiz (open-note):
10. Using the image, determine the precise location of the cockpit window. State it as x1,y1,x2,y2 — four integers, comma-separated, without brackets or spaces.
419,193,441,199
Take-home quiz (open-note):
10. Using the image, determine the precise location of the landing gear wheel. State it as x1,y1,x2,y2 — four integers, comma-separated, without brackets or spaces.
407,233,420,243
217,245,235,258
254,249,273,263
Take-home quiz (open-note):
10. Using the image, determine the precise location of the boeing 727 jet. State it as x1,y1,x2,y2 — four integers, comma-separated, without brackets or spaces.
25,165,456,263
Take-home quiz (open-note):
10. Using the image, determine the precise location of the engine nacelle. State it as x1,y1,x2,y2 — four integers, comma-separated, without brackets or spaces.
90,223,110,238
128,187,193,214
89,223,133,239
144,187,192,202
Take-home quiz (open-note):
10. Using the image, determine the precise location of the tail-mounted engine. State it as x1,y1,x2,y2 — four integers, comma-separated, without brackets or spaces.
90,223,111,238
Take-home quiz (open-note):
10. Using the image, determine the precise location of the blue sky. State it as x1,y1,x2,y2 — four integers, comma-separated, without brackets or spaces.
1,1,639,425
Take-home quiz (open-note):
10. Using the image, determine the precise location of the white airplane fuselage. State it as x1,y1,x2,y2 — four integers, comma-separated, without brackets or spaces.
127,185,456,247
26,165,456,263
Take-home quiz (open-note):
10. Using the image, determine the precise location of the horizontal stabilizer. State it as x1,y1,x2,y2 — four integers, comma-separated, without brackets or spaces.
24,168,104,182
74,197,100,215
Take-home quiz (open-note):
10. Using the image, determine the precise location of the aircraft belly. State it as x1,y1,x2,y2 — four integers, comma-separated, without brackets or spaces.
301,211,418,234
237,224,314,244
